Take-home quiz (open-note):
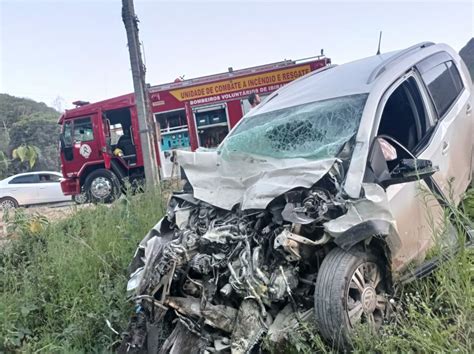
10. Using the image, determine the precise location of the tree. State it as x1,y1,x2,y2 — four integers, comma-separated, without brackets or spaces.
51,96,66,113
8,113,60,172
0,93,58,129
0,94,60,176
0,120,9,153
0,151,8,179
12,145,40,169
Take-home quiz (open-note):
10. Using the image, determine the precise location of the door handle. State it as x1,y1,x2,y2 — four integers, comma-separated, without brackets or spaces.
442,141,450,155
467,104,472,116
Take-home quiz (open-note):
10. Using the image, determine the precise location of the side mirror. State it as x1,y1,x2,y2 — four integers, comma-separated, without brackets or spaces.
380,158,439,188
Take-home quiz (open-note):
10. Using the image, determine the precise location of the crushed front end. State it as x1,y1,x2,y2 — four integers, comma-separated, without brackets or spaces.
120,163,352,353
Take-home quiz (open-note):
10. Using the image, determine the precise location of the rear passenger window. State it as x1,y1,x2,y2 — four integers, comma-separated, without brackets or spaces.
9,175,38,184
446,61,464,94
418,55,464,119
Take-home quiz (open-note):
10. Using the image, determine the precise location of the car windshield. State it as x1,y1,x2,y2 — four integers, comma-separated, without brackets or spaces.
219,94,368,160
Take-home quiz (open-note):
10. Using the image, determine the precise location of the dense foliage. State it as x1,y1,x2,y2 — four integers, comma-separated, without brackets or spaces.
0,94,60,178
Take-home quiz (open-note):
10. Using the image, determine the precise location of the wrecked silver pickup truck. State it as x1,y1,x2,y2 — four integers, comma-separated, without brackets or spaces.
120,42,473,352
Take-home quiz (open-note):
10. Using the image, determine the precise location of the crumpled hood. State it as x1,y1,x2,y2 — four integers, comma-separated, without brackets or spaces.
177,150,337,210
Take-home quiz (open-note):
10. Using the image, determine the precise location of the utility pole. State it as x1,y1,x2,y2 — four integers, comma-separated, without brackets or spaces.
122,0,160,188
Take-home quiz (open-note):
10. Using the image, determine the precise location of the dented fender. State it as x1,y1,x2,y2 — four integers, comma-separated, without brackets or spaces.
324,183,401,257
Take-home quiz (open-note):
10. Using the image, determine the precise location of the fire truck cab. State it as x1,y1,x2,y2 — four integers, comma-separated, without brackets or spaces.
59,94,143,203
59,56,330,203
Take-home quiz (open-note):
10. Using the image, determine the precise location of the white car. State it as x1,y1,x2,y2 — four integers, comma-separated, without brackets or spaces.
0,171,72,209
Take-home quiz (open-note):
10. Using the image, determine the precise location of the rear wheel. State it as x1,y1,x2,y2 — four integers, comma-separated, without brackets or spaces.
314,247,388,348
84,169,121,203
73,191,89,205
0,197,19,210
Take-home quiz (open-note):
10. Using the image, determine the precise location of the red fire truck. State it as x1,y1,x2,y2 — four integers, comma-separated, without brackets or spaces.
58,56,330,203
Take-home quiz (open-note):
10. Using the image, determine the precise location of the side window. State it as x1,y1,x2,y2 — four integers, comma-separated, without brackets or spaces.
39,174,61,183
446,61,464,94
73,117,94,142
9,175,39,184
110,124,124,145
63,121,73,146
377,77,428,154
418,54,464,120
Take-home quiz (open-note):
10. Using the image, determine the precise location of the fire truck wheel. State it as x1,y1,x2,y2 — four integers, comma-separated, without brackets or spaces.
85,169,121,204
73,191,89,205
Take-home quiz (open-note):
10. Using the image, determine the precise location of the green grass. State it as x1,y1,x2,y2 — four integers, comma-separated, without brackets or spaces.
0,191,164,352
0,188,472,352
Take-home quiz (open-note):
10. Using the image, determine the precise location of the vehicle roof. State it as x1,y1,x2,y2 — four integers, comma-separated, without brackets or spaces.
248,42,435,116
0,171,61,182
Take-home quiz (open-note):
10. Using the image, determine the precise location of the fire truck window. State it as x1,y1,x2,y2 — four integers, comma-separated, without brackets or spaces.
73,118,94,142
110,124,124,145
195,108,229,148
63,121,73,146
105,108,132,137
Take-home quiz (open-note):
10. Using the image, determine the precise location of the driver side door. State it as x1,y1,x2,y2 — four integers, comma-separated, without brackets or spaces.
375,73,445,274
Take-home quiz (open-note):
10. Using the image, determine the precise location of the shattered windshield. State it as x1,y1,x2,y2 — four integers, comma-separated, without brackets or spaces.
219,94,368,160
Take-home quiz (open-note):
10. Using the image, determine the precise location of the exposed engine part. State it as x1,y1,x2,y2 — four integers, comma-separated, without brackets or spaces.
268,265,299,301
166,297,238,333
267,304,313,345
282,186,345,225
190,254,213,274
231,299,270,353
219,283,233,297
274,228,331,262
175,208,192,230
122,179,346,352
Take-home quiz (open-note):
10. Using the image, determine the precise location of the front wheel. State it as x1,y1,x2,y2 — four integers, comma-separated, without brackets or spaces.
84,169,121,203
0,197,19,210
314,247,389,347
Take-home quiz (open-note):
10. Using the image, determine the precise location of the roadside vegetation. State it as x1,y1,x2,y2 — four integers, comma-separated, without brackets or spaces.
0,190,165,352
0,188,472,352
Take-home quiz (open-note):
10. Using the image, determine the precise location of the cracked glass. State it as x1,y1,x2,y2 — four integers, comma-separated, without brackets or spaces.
219,94,368,160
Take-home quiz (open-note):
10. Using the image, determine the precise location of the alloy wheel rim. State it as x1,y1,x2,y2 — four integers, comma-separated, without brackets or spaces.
346,261,387,331
0,199,15,210
91,177,112,199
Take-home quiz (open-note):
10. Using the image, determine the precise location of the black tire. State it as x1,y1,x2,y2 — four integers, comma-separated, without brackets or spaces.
73,191,89,205
84,169,121,204
314,247,388,348
0,197,19,210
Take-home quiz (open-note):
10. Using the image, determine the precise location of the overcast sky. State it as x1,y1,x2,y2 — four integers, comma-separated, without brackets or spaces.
0,0,472,110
